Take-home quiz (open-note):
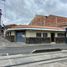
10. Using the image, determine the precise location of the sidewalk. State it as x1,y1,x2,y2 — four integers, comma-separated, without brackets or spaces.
5,42,67,48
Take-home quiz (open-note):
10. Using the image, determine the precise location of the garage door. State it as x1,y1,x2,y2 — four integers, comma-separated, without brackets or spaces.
16,32,25,42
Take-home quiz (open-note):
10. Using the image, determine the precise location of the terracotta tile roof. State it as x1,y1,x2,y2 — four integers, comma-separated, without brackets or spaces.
9,25,64,30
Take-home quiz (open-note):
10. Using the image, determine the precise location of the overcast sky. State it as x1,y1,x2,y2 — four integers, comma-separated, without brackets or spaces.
0,0,67,25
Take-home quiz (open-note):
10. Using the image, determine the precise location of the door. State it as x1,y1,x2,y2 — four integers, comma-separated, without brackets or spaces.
16,32,25,42
51,33,55,42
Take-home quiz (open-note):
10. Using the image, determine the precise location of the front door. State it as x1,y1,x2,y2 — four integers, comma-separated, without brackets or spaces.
16,32,25,42
51,33,55,42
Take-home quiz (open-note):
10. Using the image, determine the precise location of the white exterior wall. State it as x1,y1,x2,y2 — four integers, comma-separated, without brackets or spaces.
26,31,36,37
48,33,51,37
41,32,51,37
26,30,62,38
55,33,58,37
26,31,51,38
11,31,15,36
48,32,58,37
66,33,67,37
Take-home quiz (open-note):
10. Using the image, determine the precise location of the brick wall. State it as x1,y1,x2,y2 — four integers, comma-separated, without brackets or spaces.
29,15,67,27
30,15,46,26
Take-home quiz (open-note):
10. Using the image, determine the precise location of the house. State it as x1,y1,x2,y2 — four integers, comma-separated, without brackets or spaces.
4,15,67,44
4,25,65,44
29,15,67,27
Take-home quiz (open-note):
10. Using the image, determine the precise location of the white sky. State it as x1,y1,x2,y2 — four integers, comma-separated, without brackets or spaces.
0,0,67,25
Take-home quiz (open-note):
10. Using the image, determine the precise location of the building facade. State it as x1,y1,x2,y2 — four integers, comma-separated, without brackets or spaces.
5,25,65,44
4,15,67,44
29,15,67,27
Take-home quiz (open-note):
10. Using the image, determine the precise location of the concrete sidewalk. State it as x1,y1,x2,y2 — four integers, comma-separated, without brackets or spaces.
0,36,67,48
5,42,67,47
0,41,67,48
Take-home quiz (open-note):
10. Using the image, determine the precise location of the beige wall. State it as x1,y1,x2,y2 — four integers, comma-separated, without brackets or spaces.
26,30,51,38
6,30,64,38
46,32,58,37
48,33,51,37
26,30,36,37
55,33,58,37
26,30,65,38
11,31,15,36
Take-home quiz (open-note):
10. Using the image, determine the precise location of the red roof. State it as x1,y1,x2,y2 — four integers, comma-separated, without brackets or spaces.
9,25,64,30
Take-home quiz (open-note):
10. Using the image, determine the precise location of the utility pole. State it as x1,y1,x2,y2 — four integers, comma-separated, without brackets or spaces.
0,9,2,36
1,0,6,25
0,9,2,26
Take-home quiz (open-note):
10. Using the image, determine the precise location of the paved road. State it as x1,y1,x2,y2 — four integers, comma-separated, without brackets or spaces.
0,36,67,55
1,37,67,66
0,44,67,55
1,50,67,67
0,45,52,55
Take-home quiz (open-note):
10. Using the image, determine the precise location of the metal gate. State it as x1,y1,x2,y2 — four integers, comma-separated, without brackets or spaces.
16,32,25,42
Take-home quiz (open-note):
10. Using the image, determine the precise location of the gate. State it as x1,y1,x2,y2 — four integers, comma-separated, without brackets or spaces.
16,32,25,42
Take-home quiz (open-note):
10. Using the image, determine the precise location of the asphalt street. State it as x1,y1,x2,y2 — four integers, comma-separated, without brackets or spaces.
1,37,67,67
0,36,67,55
0,44,67,55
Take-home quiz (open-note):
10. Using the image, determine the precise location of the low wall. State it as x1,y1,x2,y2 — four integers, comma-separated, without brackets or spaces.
26,37,50,44
26,37,65,44
55,37,65,43
6,36,15,42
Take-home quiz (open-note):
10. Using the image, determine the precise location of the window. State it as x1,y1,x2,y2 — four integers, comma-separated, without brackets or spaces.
57,33,65,37
43,33,47,38
36,33,41,37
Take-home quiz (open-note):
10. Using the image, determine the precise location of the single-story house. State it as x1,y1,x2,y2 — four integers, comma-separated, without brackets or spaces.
4,25,66,44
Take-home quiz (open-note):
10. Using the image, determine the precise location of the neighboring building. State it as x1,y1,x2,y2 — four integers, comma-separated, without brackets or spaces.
4,15,67,44
4,25,65,44
29,15,67,27
4,24,17,29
